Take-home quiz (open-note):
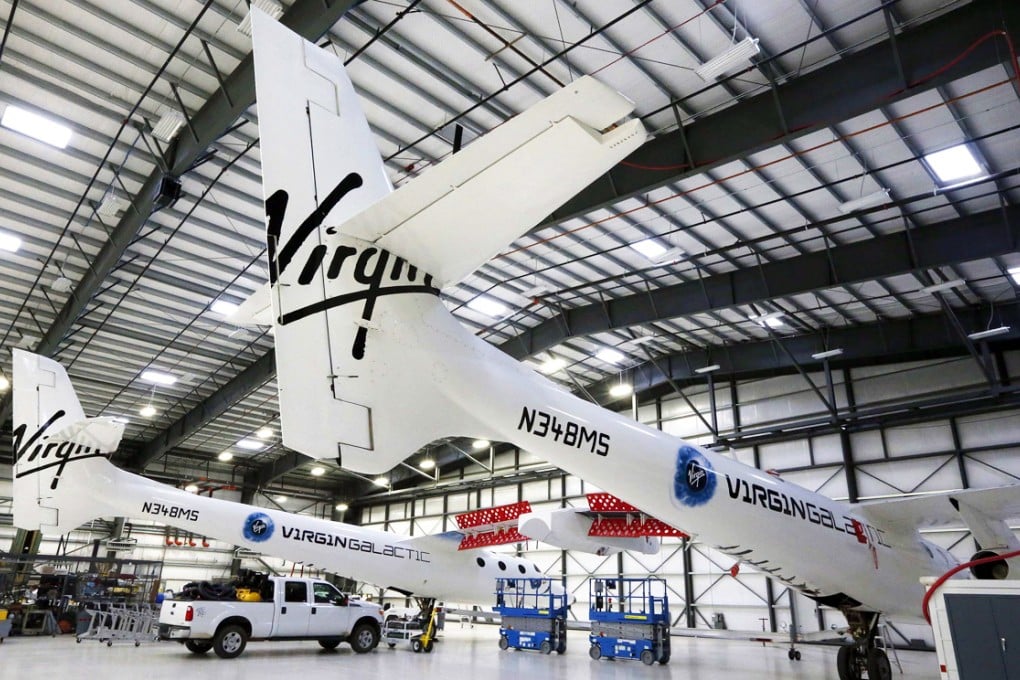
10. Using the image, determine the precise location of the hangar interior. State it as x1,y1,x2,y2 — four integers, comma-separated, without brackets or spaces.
1,0,1019,675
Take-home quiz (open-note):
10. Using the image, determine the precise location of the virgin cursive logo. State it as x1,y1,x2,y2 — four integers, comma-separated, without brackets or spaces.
265,174,440,360
13,410,108,490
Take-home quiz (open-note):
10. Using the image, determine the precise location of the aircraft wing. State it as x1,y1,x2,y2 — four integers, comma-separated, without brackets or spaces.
338,76,646,288
855,485,1020,549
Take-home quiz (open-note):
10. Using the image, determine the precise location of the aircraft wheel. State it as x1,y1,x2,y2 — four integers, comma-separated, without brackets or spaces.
498,635,509,651
589,643,602,661
836,644,864,680
866,648,892,680
640,649,655,666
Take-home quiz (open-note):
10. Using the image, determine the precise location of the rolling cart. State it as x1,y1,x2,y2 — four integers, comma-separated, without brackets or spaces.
588,577,670,665
495,577,568,655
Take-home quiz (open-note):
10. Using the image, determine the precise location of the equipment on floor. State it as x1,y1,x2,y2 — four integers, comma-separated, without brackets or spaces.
495,577,568,655
588,577,671,665
382,598,439,653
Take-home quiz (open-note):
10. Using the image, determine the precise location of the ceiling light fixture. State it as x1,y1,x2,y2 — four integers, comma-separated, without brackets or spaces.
217,451,234,462
256,427,273,439
694,364,721,374
1,105,72,148
694,36,761,80
472,439,491,450
653,247,686,264
151,110,186,143
139,404,157,418
626,334,659,345
0,231,22,253
236,439,264,451
920,279,967,294
211,299,239,316
630,238,667,261
335,503,349,512
310,466,325,477
609,382,633,398
275,495,288,503
419,458,436,470
748,311,785,328
237,0,283,36
595,347,625,364
372,476,389,488
141,369,177,386
924,144,983,184
838,188,890,214
97,194,128,218
1008,267,1020,286
967,326,1010,341
111,416,130,424
811,348,844,360
467,295,509,318
184,484,199,493
539,357,565,374
0,375,9,392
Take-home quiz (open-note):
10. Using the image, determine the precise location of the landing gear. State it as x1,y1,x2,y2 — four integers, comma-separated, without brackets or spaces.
787,648,801,661
836,611,890,680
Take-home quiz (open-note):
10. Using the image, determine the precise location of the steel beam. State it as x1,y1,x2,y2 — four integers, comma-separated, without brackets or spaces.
544,0,1020,227
129,351,277,470
502,205,1020,360
0,0,363,424
600,302,1020,395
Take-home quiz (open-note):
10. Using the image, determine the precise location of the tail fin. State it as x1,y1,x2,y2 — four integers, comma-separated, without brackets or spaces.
252,13,646,472
12,349,124,533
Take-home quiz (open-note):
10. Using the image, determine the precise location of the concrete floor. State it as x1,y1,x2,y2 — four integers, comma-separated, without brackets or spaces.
1,626,941,679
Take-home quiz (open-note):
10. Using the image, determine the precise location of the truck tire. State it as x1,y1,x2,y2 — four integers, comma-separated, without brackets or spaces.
349,621,379,654
318,639,342,650
213,624,248,659
185,640,213,654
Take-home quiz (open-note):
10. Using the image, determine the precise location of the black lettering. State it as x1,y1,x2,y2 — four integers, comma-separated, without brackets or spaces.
766,488,783,513
726,475,742,499
578,427,597,452
790,497,805,519
297,244,327,284
806,503,821,524
819,508,835,528
534,411,550,437
596,433,610,456
282,526,295,539
752,484,767,508
517,407,536,433
326,245,357,279
142,502,153,513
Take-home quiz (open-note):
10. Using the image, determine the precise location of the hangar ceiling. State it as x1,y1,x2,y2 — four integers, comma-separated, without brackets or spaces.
0,0,1018,502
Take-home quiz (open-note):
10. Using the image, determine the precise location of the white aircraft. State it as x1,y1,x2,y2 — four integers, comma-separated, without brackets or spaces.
9,349,666,616
243,10,1020,680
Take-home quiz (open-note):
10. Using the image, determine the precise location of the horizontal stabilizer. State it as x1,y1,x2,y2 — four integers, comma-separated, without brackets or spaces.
857,485,1020,549
340,77,647,287
585,492,688,538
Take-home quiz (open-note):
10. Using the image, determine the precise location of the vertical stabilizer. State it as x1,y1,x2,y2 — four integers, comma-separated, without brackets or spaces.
12,349,124,533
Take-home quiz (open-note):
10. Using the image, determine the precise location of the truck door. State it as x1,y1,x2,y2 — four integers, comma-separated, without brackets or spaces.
306,581,353,637
275,580,313,636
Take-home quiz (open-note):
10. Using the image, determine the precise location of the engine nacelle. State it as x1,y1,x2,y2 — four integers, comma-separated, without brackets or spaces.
970,550,1010,580
519,509,660,556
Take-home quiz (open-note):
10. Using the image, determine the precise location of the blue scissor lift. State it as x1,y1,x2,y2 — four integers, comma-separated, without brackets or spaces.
495,577,569,655
588,577,671,665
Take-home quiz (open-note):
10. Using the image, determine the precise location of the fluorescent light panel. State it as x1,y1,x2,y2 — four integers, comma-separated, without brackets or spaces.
695,37,760,80
472,439,490,450
97,195,128,218
694,364,720,374
335,503,349,512
838,188,890,214
539,358,565,374
141,369,177,386
1,105,72,148
236,438,264,451
372,476,389,487
967,326,1010,341
211,299,238,315
237,0,283,36
467,295,508,318
0,232,22,252
811,348,844,360
921,279,967,294
596,348,625,364
1008,267,1020,286
218,451,234,462
925,144,982,183
749,312,784,328
419,458,436,470
310,466,325,477
630,238,667,260
609,383,633,397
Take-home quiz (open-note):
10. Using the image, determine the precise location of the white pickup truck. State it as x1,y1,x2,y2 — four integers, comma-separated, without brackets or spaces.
158,575,384,658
